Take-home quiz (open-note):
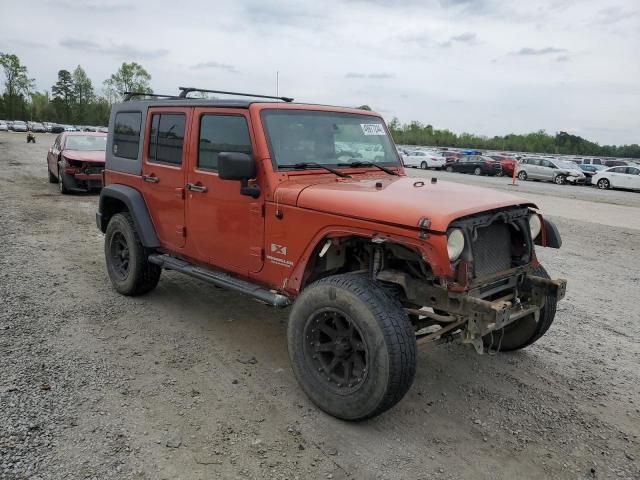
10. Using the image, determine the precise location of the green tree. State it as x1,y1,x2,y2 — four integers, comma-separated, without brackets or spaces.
103,62,153,101
0,53,35,119
51,69,75,123
72,65,94,123
30,91,55,122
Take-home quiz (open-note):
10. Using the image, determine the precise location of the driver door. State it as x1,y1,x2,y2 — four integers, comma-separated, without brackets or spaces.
184,109,264,275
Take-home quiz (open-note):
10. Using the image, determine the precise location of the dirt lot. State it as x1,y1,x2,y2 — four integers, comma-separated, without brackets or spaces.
1,131,639,480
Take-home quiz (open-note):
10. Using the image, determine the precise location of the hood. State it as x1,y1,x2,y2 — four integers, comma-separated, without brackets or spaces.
278,175,535,232
62,149,106,163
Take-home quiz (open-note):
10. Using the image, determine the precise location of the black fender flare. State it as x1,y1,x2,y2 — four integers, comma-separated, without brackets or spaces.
97,184,160,248
535,218,562,249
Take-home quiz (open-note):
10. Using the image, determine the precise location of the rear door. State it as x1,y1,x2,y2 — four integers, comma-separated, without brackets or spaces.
607,167,626,188
48,134,62,175
184,108,263,275
623,167,640,189
140,108,190,250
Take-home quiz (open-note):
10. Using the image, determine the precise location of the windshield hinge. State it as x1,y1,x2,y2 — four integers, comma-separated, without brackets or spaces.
418,217,430,240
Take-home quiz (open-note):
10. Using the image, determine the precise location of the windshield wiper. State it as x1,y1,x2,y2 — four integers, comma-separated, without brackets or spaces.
337,161,399,176
279,162,351,178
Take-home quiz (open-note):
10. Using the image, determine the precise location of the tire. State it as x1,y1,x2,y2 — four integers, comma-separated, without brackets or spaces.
48,166,58,184
58,166,70,194
518,171,528,181
483,265,557,352
104,212,161,296
420,161,428,170
554,175,566,185
597,178,610,190
288,273,416,421
446,166,453,173
474,167,482,176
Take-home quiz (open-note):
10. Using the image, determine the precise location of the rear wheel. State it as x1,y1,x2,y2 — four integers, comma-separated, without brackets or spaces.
288,274,416,421
105,213,161,296
597,178,610,189
518,171,528,181
446,165,453,173
483,265,557,351
474,167,482,176
420,161,428,170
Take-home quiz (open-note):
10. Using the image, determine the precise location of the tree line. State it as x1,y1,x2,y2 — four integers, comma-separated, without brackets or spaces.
0,52,152,126
387,119,639,159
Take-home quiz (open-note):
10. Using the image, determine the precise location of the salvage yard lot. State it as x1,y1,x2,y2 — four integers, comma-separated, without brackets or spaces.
1,131,639,480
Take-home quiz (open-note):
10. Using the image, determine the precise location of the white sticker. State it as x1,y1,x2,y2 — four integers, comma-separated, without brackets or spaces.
360,123,386,136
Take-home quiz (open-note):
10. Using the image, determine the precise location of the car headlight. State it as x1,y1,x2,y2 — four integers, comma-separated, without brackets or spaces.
529,214,542,240
447,229,465,261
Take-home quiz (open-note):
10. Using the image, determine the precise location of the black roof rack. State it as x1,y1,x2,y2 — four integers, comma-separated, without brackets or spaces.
123,92,180,101
178,86,293,103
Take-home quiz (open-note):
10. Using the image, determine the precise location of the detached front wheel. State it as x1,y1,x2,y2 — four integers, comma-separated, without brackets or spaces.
483,265,557,351
288,274,416,421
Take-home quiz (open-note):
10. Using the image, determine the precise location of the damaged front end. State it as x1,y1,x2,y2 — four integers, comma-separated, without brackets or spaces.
376,207,567,353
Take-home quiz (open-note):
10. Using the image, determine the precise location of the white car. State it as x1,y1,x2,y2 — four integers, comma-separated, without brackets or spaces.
592,166,640,191
0,121,8,132
402,150,446,169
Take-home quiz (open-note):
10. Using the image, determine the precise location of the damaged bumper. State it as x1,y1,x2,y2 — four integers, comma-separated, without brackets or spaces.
378,268,567,338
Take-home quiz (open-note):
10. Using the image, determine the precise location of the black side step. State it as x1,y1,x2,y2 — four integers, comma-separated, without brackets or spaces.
148,254,291,308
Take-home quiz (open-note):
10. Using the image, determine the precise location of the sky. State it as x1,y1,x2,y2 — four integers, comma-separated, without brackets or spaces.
1,0,639,145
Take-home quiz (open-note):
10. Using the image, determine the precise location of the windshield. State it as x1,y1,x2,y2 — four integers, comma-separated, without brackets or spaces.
261,110,400,168
65,135,107,151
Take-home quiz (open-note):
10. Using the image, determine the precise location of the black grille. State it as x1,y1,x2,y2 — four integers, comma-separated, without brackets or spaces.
85,166,104,174
472,222,512,277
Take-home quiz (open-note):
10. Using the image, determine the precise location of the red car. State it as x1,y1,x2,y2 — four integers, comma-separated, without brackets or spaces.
489,155,517,176
47,132,108,193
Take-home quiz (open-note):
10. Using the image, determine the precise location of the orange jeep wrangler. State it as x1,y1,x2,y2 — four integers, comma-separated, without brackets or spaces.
97,87,566,420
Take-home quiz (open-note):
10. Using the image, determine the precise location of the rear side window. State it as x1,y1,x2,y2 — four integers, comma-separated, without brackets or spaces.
113,112,142,159
148,114,185,165
198,115,252,171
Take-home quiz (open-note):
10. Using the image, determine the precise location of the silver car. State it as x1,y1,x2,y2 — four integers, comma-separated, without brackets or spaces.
11,121,27,132
517,157,586,185
0,121,8,132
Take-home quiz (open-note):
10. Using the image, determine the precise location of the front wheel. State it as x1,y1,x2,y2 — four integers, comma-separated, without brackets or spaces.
105,213,161,296
48,166,58,184
554,175,566,185
483,265,557,351
597,178,610,190
518,171,528,181
474,167,482,176
58,166,70,194
288,274,416,421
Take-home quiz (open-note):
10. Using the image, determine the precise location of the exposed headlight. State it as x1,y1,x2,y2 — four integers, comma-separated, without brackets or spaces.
529,214,542,240
447,229,465,261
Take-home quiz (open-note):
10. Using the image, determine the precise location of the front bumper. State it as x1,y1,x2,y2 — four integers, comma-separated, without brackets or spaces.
566,176,586,184
378,268,567,337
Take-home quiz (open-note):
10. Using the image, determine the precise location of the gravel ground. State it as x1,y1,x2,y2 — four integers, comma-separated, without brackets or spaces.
1,131,639,480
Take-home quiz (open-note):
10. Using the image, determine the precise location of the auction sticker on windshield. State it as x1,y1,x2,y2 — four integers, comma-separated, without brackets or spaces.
361,124,386,135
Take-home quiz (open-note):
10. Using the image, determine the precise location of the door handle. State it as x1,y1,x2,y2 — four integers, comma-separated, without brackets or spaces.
143,174,159,183
186,183,207,193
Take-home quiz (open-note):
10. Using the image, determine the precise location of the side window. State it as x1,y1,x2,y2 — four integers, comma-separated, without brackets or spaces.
148,113,185,165
113,112,142,160
628,167,640,175
198,115,252,171
611,167,624,173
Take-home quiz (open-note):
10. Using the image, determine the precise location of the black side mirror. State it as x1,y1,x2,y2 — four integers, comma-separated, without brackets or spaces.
218,152,260,199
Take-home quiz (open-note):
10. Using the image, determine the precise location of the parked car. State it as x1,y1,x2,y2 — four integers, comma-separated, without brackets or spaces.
443,151,462,163
402,150,446,169
46,132,108,193
0,121,8,132
50,124,65,134
592,166,640,191
578,164,606,185
30,122,46,133
489,155,517,176
517,157,586,185
602,159,630,168
11,120,27,132
95,88,565,421
445,155,502,176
